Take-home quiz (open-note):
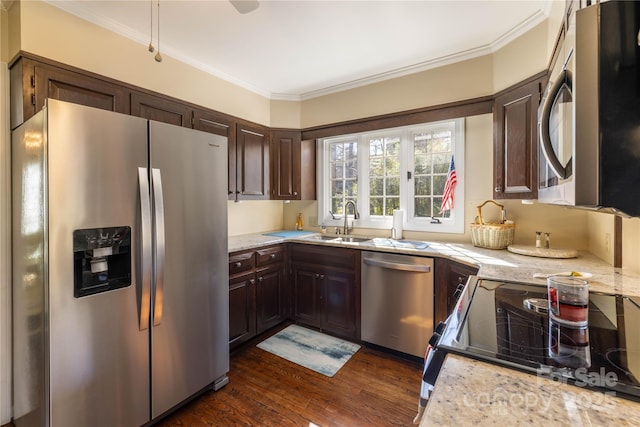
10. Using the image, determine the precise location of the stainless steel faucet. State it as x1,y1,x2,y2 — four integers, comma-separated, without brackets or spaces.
343,200,360,235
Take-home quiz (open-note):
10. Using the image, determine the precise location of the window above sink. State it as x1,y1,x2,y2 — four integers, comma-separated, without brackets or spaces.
316,119,465,234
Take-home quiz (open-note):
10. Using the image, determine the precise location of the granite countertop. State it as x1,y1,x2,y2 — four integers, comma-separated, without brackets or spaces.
228,232,640,297
420,354,640,427
230,232,640,424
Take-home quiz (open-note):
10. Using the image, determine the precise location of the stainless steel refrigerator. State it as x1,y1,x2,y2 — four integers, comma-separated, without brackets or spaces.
12,99,229,427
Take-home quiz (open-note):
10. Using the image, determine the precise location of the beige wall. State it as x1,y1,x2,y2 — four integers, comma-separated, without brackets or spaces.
299,55,494,128
270,99,302,129
12,0,272,126
622,218,640,272
227,200,284,237
492,20,548,92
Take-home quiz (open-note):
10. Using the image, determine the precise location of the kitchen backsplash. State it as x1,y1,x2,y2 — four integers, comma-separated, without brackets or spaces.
227,200,284,236
230,198,640,275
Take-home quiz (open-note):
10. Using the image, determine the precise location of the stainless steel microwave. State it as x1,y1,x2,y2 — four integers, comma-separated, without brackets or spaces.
538,1,640,217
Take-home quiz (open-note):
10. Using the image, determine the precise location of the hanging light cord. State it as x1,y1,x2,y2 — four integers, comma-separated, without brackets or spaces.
148,0,154,52
155,0,163,62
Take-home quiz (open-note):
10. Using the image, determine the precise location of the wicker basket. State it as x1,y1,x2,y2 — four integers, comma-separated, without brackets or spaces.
469,200,515,249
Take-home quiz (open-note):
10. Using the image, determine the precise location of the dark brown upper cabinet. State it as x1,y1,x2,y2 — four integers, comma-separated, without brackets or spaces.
130,91,192,128
10,56,130,129
270,130,316,200
235,124,270,200
493,72,546,200
193,109,238,200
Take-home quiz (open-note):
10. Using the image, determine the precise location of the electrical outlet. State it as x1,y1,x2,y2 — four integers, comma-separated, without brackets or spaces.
605,233,611,254
310,216,318,226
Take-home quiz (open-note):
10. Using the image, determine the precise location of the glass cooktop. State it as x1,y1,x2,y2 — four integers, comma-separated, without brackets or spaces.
437,278,640,401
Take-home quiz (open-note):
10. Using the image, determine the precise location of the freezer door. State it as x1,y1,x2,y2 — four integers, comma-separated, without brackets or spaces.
149,121,229,419
44,100,150,427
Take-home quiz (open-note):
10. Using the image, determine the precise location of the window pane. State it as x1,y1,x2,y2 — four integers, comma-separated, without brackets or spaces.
370,178,383,196
385,139,400,156
385,198,400,215
434,197,451,219
386,177,400,195
330,144,343,161
369,138,384,156
414,176,431,196
346,161,358,178
370,197,383,216
345,142,358,161
415,154,429,174
414,135,431,155
345,179,357,197
370,157,383,176
433,153,450,174
328,139,358,218
331,180,344,196
368,135,401,218
331,198,343,214
433,175,446,195
415,197,431,217
385,157,400,176
331,164,343,180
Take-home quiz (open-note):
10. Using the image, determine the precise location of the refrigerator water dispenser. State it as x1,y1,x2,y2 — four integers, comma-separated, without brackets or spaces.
73,226,132,297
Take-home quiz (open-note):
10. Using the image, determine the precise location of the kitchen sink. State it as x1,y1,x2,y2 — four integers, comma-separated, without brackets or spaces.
303,235,371,244
306,235,342,241
340,236,371,243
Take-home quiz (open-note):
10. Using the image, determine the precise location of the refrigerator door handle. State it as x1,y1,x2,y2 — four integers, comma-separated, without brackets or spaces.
152,168,166,326
138,167,152,331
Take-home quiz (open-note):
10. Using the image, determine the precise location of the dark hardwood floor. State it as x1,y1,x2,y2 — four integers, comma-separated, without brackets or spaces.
156,327,423,427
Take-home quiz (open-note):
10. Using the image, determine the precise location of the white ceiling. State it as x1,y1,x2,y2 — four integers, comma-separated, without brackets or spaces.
47,0,553,101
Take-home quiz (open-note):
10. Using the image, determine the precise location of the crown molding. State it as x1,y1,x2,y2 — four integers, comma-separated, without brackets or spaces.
45,1,550,102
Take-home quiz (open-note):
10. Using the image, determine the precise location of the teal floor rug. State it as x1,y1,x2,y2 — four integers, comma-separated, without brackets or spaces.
257,325,360,377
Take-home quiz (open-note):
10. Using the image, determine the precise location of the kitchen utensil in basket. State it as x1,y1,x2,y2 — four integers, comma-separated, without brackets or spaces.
470,200,514,249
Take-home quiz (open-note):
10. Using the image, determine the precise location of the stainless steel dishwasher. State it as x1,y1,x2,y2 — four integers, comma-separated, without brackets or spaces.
361,251,434,358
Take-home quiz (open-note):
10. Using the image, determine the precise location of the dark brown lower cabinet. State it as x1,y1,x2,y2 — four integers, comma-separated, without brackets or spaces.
434,258,479,326
229,245,286,350
256,265,287,334
289,244,360,340
229,272,256,349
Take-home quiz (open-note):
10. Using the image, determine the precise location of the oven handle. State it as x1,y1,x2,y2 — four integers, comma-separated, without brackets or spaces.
539,68,573,180
363,257,431,273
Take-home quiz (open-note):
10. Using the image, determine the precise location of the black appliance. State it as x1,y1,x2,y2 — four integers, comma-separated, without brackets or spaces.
538,1,640,217
435,277,640,401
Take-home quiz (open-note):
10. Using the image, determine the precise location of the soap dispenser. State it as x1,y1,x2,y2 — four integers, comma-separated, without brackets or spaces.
296,213,303,231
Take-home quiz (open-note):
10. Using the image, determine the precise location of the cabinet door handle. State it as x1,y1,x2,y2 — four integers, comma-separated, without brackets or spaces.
235,262,242,268
315,273,320,279
495,184,502,192
258,276,264,283
249,279,255,285
270,254,276,259
293,191,298,196
319,275,325,280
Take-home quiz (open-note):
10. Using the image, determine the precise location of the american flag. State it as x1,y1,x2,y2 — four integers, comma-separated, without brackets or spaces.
440,156,457,213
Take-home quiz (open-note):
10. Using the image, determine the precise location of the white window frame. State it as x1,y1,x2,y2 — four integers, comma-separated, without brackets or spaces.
317,118,465,234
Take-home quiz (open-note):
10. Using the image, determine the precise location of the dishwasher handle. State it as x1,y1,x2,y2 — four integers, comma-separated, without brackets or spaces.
363,257,431,273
